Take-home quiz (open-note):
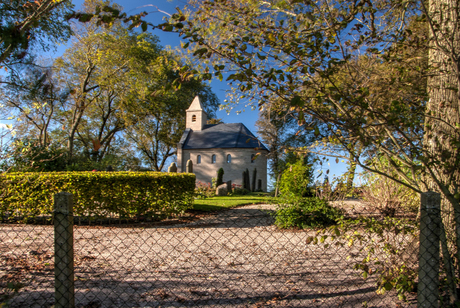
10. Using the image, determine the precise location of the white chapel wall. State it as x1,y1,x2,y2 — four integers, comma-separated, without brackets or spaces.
182,148,268,191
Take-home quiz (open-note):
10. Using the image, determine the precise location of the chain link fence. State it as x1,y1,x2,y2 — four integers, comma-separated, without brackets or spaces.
2,192,449,307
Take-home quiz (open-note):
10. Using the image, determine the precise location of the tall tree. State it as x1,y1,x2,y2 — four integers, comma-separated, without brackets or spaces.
124,69,218,171
0,0,149,69
53,0,157,161
163,0,460,299
256,98,317,188
1,65,68,148
52,0,219,169
0,0,72,68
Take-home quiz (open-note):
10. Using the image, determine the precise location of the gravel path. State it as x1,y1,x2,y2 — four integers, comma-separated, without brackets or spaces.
1,204,416,307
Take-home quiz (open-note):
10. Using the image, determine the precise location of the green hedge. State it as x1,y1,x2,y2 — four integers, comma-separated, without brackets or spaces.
0,171,195,221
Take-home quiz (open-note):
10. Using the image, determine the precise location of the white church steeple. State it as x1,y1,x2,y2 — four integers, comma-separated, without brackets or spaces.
186,96,208,131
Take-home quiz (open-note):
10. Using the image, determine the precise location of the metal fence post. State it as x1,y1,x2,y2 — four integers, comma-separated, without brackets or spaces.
54,192,75,308
418,191,441,308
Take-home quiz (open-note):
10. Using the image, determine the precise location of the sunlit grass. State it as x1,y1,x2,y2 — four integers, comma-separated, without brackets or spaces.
192,192,273,212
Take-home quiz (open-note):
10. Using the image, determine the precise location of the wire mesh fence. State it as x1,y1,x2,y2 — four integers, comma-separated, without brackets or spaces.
0,197,425,308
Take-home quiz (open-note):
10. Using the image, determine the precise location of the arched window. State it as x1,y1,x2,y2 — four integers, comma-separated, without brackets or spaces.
251,154,255,163
227,154,231,163
197,155,201,164
192,115,197,122
212,154,216,164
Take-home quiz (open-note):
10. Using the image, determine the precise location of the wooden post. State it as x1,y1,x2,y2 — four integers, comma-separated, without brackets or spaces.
418,191,441,308
54,192,75,308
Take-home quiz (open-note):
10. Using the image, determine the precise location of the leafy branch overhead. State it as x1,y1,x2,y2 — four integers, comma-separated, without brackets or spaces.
158,0,459,302
0,0,151,68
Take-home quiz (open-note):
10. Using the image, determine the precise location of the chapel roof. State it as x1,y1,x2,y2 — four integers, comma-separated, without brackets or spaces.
180,123,269,151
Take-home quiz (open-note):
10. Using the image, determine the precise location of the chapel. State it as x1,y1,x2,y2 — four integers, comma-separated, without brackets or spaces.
177,96,269,191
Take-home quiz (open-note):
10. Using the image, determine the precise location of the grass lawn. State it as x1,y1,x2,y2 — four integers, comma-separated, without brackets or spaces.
193,193,273,212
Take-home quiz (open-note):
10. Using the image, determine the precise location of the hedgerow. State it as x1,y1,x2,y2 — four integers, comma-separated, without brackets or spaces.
0,171,195,222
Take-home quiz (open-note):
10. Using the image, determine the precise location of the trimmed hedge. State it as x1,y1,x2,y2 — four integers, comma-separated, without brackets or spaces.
0,171,195,221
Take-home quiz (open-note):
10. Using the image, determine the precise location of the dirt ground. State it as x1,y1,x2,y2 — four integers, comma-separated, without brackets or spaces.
1,203,417,307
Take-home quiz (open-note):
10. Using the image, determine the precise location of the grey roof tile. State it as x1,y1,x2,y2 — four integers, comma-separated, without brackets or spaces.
181,123,268,151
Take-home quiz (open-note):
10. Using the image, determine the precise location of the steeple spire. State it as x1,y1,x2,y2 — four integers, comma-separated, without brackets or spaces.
186,96,208,131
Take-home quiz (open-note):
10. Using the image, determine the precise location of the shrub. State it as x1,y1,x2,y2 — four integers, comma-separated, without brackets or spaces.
243,168,250,190
274,197,343,229
252,168,257,192
360,158,419,215
314,175,348,202
232,187,251,195
0,171,195,222
195,181,215,199
2,139,67,172
279,160,312,197
216,168,224,187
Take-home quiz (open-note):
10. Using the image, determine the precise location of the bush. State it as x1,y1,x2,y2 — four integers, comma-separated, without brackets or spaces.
279,160,312,197
1,139,68,172
216,168,224,187
195,181,215,199
0,171,195,222
232,187,251,195
274,197,343,229
243,168,250,190
360,158,420,215
314,175,348,202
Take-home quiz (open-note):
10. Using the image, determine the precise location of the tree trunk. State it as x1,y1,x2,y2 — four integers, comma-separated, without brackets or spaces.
345,154,357,196
424,0,460,303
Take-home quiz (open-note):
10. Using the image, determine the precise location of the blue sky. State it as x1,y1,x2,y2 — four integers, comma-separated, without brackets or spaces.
1,0,356,181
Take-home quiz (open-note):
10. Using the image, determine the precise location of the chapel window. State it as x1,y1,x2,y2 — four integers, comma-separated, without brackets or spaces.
227,154,231,163
192,115,197,122
212,154,216,164
197,155,201,164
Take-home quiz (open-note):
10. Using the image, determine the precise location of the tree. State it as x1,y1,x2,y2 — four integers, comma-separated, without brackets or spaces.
256,96,317,193
0,0,149,69
51,0,219,170
122,60,219,171
164,0,460,301
0,0,72,68
169,0,429,192
52,0,157,162
0,0,156,172
1,65,69,148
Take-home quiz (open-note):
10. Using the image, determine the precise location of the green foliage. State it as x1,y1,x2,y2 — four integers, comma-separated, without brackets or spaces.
251,168,257,192
211,176,217,189
279,159,312,197
0,0,73,67
1,139,67,172
232,187,250,196
0,171,195,222
243,168,250,191
195,180,215,199
274,197,343,229
306,216,418,301
216,167,224,187
314,174,348,202
361,157,420,215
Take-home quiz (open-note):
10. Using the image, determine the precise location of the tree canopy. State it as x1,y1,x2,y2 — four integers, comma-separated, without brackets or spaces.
163,0,459,300
0,0,151,70
1,0,219,172
164,0,454,196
